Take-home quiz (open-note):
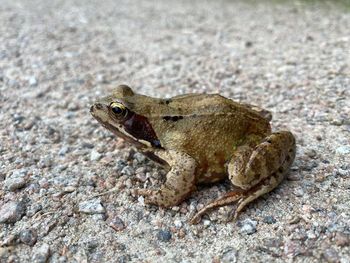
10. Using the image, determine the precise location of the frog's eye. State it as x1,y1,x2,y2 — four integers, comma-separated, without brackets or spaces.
110,102,127,117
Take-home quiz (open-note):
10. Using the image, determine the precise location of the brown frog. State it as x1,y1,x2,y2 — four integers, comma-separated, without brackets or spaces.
90,85,296,224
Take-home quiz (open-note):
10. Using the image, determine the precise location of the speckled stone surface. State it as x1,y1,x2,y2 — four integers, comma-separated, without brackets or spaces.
1,0,349,262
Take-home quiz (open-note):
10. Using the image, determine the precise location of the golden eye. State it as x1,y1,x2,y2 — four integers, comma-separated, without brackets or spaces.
110,102,127,116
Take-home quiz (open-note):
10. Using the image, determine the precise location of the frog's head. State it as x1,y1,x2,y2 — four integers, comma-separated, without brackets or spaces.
90,85,161,149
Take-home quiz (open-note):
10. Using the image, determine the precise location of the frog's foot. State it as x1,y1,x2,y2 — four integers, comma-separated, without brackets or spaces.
132,188,154,197
191,131,296,224
190,172,286,224
135,150,197,208
190,191,243,224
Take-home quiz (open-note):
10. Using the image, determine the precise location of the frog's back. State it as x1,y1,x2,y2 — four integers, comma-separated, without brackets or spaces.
154,93,269,154
169,93,239,115
168,93,270,124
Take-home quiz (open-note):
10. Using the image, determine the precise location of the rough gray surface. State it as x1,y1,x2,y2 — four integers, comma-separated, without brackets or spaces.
1,0,350,262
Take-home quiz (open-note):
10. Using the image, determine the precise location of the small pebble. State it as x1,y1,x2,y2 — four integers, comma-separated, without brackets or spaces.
62,186,76,193
284,240,301,257
121,166,134,176
293,187,304,197
220,247,237,263
171,206,180,212
288,216,301,224
301,161,318,171
26,204,43,217
19,229,38,246
203,219,212,227
334,232,350,247
4,169,27,191
335,168,348,177
263,216,276,224
306,230,317,239
133,152,146,163
287,172,301,181
245,41,253,47
178,228,186,238
174,219,182,229
4,176,27,191
322,248,340,263
0,201,26,223
28,76,37,86
331,119,343,126
92,214,106,221
115,160,127,171
78,199,105,214
335,146,350,155
58,146,70,156
0,172,5,182
305,149,317,159
96,74,108,83
124,178,132,188
58,256,68,262
157,229,172,242
238,219,257,235
135,171,147,182
109,216,126,232
82,142,94,149
38,158,52,168
90,150,102,161
117,254,131,263
8,79,19,88
32,244,50,263
137,195,145,206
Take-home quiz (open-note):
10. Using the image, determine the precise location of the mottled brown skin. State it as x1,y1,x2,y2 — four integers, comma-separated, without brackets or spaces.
90,85,296,224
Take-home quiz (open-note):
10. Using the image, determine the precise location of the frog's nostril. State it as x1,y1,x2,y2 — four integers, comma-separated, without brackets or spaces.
94,103,103,110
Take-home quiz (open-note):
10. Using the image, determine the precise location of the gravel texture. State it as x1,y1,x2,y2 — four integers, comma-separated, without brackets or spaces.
1,0,350,262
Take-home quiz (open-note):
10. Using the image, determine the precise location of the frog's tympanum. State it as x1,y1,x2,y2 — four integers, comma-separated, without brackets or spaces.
90,85,296,224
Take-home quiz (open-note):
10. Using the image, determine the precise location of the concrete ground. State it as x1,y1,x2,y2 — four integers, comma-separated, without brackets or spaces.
0,0,349,262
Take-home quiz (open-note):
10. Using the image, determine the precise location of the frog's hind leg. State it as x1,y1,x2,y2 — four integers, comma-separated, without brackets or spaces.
190,131,296,224
135,149,197,208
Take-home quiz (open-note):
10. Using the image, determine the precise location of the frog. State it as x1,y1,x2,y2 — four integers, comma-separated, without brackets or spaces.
90,85,296,224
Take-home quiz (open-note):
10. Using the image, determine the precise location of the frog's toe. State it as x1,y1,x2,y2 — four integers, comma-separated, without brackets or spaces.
189,191,244,224
132,189,164,206
132,188,154,197
189,214,201,225
133,188,162,206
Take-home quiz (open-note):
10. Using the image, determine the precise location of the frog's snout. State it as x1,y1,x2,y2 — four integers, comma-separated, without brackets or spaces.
90,103,104,113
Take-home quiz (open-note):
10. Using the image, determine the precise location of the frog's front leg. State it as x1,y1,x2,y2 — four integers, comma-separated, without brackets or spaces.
190,131,296,224
135,150,197,207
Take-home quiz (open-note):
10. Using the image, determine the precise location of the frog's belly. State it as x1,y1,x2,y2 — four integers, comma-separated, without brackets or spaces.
195,160,228,184
197,171,227,184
